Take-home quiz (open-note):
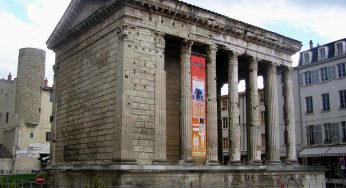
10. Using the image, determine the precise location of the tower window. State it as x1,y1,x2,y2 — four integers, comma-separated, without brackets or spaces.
6,112,9,123
30,133,34,138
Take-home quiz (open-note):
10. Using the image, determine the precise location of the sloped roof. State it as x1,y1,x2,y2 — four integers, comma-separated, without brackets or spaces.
47,0,302,54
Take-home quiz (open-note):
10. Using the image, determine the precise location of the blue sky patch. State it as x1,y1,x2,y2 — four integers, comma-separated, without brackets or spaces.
0,0,31,23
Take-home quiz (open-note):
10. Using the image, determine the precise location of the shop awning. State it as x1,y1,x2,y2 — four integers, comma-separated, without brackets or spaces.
299,147,330,157
325,146,346,156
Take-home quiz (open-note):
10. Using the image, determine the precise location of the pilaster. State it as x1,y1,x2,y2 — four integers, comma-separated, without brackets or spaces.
113,25,136,164
153,32,168,164
227,52,242,165
205,45,219,165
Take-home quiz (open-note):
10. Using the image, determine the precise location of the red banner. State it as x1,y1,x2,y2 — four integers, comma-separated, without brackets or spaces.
191,55,206,159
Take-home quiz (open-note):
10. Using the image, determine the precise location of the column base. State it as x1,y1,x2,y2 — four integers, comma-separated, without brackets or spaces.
178,159,194,165
227,160,242,166
285,159,299,165
205,160,219,166
266,160,282,166
112,159,137,165
152,160,169,165
248,160,263,166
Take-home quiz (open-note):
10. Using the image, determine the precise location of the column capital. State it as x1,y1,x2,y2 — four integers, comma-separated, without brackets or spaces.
266,62,277,74
154,32,165,48
228,51,239,64
207,45,218,56
181,39,193,52
248,57,258,71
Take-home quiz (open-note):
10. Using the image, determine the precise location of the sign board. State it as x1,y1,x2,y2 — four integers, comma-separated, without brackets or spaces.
36,175,45,185
191,55,207,159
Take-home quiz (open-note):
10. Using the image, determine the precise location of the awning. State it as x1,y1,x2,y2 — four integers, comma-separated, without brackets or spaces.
325,146,346,156
299,147,330,157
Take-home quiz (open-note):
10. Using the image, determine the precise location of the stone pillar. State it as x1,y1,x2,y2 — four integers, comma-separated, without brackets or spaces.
113,25,136,164
205,45,219,165
227,52,242,165
153,32,168,164
246,57,262,165
264,63,281,164
180,40,194,164
283,67,298,164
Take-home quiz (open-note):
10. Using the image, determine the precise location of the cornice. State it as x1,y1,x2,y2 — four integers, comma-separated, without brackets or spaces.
47,0,302,55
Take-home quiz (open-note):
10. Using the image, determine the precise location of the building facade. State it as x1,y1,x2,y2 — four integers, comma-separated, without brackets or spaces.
47,0,325,187
0,48,52,174
294,39,346,184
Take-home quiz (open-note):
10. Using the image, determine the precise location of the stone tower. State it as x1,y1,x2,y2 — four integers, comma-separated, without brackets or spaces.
15,48,46,124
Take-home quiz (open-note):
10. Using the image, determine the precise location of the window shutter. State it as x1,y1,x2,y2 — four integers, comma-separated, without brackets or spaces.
315,124,322,145
330,65,337,79
306,126,310,146
332,123,340,143
299,73,304,86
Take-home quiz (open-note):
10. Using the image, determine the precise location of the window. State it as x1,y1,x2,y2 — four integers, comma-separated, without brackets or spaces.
223,138,229,149
46,132,52,142
222,117,228,129
5,112,9,123
304,71,312,85
318,47,327,60
38,108,41,113
305,96,313,113
321,93,330,111
340,90,346,109
259,93,264,103
336,42,344,55
320,67,328,81
324,123,340,144
307,125,322,146
338,63,346,78
342,122,346,142
302,52,311,64
222,100,227,110
30,133,34,138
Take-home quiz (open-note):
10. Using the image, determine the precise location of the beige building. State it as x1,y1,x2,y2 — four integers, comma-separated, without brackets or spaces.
0,48,53,174
47,0,325,187
294,39,346,186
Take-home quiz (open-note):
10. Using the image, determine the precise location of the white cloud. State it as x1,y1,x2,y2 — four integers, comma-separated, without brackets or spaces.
0,0,69,85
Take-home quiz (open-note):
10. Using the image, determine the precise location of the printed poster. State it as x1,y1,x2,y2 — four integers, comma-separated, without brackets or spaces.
191,55,206,159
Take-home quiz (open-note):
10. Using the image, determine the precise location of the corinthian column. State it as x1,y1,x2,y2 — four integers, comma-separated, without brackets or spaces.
227,52,242,165
246,57,262,165
283,67,298,164
153,32,168,164
264,63,281,164
205,45,219,165
179,40,194,164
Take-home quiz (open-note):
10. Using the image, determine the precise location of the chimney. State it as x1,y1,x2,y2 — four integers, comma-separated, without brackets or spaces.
8,72,12,81
44,78,48,86
309,40,313,49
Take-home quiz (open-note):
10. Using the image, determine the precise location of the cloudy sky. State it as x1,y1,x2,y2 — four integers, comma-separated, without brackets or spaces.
0,0,345,87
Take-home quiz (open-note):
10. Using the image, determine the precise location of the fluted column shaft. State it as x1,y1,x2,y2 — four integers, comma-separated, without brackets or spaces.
227,52,241,165
283,67,297,163
180,40,193,163
264,63,281,164
246,58,262,164
205,45,219,165
153,32,167,163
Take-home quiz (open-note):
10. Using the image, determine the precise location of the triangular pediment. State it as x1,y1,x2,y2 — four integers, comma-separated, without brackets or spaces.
47,0,114,50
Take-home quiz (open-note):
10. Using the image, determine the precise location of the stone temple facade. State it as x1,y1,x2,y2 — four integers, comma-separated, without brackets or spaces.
47,0,325,187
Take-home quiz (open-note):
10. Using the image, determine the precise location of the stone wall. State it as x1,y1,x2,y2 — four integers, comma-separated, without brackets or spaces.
54,18,121,163
15,48,45,124
50,166,326,188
